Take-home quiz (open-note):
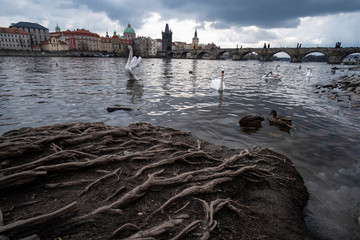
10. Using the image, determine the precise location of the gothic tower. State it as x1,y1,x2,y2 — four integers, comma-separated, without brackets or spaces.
162,23,172,51
192,28,199,45
191,28,199,49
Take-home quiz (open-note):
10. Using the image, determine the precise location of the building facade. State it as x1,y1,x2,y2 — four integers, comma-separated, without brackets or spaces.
10,22,49,47
50,27,100,51
133,37,157,57
49,26,75,50
100,32,113,52
0,27,31,51
111,32,122,54
40,37,68,52
162,23,172,51
73,29,101,51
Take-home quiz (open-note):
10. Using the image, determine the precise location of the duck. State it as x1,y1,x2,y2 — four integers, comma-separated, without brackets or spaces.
210,71,225,91
268,110,293,130
239,115,265,128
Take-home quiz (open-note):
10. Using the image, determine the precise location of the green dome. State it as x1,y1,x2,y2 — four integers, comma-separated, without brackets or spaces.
124,23,135,34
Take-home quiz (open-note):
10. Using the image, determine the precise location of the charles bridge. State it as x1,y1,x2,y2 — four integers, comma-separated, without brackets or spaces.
163,47,360,64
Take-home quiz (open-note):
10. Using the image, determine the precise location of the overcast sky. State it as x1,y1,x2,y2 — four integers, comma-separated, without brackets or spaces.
1,0,360,48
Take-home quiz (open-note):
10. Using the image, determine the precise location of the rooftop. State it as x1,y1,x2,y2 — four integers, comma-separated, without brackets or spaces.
11,21,48,30
124,23,135,34
1,27,30,35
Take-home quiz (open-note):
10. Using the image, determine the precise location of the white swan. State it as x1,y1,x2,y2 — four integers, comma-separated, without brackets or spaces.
306,68,313,78
262,71,282,81
262,65,282,81
210,71,225,91
125,45,142,80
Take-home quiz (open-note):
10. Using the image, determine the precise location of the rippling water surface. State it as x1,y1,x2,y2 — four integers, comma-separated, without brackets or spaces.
1,56,359,239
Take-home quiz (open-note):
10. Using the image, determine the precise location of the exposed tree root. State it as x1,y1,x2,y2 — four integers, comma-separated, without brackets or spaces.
0,122,316,240
125,214,189,240
0,170,47,190
0,202,77,234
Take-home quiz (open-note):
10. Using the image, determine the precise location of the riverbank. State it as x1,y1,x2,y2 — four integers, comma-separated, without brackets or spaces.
0,49,119,58
314,70,360,109
0,122,317,239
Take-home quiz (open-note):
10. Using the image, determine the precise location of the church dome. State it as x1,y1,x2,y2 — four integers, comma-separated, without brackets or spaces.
124,23,135,34
55,24,61,32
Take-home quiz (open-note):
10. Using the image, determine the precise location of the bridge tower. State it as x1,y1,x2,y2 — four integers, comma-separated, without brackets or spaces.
162,23,172,51
191,28,199,49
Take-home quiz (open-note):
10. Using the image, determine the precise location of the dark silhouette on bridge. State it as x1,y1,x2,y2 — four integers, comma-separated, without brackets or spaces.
162,47,360,64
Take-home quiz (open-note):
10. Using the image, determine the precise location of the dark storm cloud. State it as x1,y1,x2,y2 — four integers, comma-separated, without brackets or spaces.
76,0,360,29
160,0,360,28
76,0,162,28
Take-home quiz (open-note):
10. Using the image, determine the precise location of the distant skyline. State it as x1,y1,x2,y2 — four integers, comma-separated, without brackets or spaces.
1,0,360,49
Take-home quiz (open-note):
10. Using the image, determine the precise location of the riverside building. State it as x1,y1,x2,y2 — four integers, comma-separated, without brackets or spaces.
10,22,49,47
0,27,31,51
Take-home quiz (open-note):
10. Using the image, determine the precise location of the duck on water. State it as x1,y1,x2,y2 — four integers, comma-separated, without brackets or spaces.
268,110,293,131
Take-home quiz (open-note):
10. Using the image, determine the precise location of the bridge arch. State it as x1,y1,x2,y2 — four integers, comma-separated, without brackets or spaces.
180,51,190,59
216,50,232,60
232,50,259,60
342,52,360,64
270,50,292,59
243,51,259,60
196,51,211,59
302,51,328,62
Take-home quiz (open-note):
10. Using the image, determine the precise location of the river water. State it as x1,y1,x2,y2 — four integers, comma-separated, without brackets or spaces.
0,56,359,239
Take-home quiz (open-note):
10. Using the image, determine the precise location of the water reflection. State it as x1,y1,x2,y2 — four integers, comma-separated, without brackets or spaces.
126,79,143,103
0,56,359,240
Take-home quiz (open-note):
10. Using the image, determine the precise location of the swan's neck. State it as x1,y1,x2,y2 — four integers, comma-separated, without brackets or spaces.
127,46,133,65
218,75,224,91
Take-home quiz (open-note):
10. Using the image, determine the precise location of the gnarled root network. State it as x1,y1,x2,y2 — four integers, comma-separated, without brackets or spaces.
0,122,312,239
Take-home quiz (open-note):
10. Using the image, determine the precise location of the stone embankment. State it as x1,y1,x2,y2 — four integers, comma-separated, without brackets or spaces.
314,67,360,109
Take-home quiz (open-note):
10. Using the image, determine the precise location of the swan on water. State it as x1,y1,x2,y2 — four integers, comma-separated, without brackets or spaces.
262,65,282,81
210,71,225,91
262,71,282,81
125,45,143,80
306,68,313,79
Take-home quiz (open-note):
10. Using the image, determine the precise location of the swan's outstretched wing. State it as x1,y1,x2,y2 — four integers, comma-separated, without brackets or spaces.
130,56,138,66
129,57,143,79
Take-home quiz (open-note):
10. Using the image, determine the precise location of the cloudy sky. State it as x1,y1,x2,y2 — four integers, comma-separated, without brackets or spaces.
1,0,360,48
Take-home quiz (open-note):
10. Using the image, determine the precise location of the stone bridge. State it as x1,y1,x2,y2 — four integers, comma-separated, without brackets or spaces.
163,47,360,64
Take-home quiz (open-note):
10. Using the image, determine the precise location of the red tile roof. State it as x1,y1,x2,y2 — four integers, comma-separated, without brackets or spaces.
0,27,30,35
73,29,100,37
